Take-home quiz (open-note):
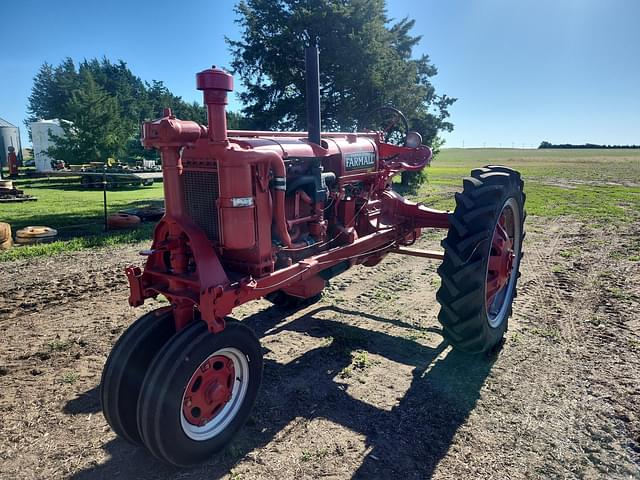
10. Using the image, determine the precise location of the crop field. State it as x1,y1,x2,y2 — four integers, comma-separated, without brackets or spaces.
0,148,639,479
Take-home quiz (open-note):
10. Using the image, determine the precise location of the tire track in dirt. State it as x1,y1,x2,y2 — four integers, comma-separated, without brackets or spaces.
517,217,581,341
0,249,142,324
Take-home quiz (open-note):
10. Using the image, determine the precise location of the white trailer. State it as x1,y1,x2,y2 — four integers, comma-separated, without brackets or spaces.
31,119,67,172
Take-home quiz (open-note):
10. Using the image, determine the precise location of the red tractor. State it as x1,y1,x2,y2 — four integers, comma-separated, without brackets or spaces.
100,48,525,466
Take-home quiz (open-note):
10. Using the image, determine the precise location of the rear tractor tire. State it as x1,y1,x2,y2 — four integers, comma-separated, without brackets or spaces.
137,320,263,466
100,307,175,444
436,165,526,354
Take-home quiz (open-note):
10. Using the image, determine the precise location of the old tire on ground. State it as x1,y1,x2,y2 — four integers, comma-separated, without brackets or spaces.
0,222,12,250
436,165,525,354
107,213,141,230
100,307,175,445
137,320,263,466
14,226,58,245
264,290,323,308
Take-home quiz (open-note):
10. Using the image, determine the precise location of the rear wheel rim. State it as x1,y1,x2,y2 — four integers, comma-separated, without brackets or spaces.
485,197,521,328
180,347,249,441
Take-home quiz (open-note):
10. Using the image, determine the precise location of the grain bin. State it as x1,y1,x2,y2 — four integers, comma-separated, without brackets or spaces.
0,117,22,170
31,119,66,172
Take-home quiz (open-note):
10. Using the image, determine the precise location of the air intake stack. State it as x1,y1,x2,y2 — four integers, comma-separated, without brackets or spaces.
196,66,233,143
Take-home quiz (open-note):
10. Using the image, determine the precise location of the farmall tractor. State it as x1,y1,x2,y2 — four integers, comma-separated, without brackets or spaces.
100,48,525,466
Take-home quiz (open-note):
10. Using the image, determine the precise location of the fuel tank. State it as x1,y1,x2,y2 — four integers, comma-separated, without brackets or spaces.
228,133,378,178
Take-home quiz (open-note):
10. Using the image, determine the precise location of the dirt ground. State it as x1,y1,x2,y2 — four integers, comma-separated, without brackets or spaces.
0,216,638,480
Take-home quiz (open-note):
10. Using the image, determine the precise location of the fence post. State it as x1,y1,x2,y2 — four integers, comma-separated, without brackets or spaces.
103,166,108,231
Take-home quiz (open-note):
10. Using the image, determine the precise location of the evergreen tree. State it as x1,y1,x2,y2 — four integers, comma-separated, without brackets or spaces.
227,0,455,186
48,71,126,164
25,57,208,161
25,59,80,130
26,62,56,127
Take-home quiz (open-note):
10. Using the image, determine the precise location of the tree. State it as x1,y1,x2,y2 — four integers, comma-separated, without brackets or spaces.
25,59,80,133
26,57,208,162
26,62,56,127
227,110,251,129
48,71,127,164
227,0,455,188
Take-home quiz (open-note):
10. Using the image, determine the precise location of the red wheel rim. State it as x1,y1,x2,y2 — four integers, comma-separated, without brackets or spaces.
486,205,516,320
183,355,235,427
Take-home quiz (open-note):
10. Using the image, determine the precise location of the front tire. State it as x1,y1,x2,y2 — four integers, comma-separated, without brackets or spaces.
137,320,263,466
436,165,525,354
100,307,175,444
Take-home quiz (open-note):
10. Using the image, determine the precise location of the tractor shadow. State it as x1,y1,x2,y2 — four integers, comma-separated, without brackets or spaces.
67,304,497,480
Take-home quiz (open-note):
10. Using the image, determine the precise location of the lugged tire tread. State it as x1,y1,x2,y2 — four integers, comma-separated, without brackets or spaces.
462,205,497,223
448,214,468,237
457,230,490,253
454,191,475,210
436,165,526,354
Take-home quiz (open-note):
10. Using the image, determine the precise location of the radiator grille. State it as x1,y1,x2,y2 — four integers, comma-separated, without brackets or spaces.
183,170,220,242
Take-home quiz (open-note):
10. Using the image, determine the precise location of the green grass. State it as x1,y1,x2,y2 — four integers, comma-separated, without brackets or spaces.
60,372,79,384
435,148,640,184
2,148,639,262
4,177,163,230
1,176,161,262
416,148,640,222
0,224,155,262
48,340,71,352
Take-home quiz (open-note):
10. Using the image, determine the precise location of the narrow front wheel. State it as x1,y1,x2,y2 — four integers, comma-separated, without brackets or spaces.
137,320,263,466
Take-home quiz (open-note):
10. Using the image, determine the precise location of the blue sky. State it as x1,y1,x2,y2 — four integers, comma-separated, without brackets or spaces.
1,0,638,148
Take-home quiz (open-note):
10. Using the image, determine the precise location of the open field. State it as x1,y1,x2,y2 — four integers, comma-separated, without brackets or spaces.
422,148,640,220
0,149,639,479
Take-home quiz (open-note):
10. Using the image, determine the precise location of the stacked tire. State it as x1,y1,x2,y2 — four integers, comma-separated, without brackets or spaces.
14,226,58,245
107,213,141,230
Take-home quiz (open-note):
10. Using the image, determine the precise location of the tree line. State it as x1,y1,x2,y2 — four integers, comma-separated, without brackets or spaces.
26,58,248,164
539,141,639,149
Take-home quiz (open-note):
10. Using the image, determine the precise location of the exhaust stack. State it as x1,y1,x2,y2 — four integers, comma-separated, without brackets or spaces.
305,45,321,145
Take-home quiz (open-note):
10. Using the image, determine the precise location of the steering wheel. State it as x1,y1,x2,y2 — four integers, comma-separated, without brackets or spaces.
362,106,409,146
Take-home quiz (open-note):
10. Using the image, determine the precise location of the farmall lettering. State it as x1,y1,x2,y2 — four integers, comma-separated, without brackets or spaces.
101,46,526,467
345,151,377,171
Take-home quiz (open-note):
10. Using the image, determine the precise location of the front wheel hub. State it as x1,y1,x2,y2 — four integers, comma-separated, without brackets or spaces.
183,355,235,426
180,347,249,441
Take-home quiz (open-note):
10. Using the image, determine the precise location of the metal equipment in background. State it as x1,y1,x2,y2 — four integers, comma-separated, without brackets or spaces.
0,117,22,173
